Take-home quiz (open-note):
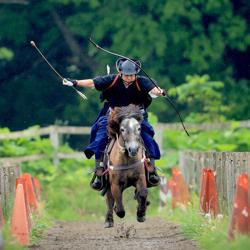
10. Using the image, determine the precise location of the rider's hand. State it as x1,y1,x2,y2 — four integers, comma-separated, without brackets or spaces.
63,78,78,87
161,89,167,96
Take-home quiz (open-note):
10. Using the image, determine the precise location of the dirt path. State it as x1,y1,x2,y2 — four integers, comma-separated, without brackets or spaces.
30,217,199,250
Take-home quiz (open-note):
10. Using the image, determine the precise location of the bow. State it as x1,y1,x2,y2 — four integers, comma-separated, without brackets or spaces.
88,37,190,137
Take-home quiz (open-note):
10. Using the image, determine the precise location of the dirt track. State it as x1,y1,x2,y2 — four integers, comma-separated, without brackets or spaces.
30,217,199,250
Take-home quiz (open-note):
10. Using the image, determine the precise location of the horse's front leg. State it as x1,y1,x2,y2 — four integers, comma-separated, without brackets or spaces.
111,183,125,218
105,188,114,228
135,176,148,222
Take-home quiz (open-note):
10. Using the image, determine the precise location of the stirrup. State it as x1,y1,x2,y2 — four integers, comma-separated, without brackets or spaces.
91,176,103,190
90,166,105,191
90,173,104,191
146,170,160,187
149,172,160,185
144,158,160,187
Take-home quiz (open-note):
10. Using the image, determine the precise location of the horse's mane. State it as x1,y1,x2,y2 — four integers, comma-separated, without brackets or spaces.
108,104,143,138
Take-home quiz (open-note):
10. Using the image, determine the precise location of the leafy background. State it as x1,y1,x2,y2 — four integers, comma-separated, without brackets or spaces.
0,0,249,131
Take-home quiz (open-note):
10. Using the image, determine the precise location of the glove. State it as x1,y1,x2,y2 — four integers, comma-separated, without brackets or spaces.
161,89,167,96
63,78,78,87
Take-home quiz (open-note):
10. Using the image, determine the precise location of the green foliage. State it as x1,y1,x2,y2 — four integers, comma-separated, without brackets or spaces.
148,112,158,125
0,47,14,61
30,204,52,245
0,0,250,129
164,126,250,152
169,74,229,122
0,137,55,157
2,225,26,250
22,159,57,184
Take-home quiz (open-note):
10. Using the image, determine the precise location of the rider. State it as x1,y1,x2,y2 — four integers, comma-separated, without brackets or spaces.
63,58,166,190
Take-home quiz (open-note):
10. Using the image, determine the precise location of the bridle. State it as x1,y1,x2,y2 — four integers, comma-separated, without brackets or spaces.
115,133,126,153
105,118,145,171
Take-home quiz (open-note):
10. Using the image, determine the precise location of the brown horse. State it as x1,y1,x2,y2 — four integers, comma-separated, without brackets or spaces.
104,104,148,228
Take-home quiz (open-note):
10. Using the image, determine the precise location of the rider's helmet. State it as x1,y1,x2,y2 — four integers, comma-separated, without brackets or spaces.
116,58,141,75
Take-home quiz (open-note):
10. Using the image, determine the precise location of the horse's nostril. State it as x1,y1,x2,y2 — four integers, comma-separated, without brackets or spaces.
128,147,138,156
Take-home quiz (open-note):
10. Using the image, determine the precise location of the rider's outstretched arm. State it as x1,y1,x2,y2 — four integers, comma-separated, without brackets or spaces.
75,79,94,88
149,87,166,98
62,78,94,88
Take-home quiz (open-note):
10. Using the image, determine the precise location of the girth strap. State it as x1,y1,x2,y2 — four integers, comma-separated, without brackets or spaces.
109,158,145,171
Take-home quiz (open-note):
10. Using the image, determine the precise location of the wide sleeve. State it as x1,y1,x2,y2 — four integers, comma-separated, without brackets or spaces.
137,76,156,93
93,74,116,91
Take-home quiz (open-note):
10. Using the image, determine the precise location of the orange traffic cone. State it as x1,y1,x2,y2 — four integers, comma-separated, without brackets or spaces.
21,173,38,209
33,177,41,200
200,168,219,216
11,183,29,245
169,168,189,209
16,178,32,231
228,173,250,239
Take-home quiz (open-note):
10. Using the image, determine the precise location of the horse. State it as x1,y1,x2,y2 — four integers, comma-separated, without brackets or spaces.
104,104,148,228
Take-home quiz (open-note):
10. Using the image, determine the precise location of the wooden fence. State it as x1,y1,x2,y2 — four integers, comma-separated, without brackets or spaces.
179,151,250,212
0,126,91,165
0,162,21,213
0,119,249,164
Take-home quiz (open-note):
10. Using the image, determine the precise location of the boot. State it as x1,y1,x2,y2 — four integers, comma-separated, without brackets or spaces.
148,159,160,185
91,160,104,190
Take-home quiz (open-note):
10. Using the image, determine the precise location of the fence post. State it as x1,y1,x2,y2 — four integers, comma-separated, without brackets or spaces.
0,164,3,216
179,151,250,214
49,126,59,166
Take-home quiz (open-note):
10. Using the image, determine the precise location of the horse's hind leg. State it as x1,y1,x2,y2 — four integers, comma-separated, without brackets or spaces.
135,180,148,222
105,189,114,228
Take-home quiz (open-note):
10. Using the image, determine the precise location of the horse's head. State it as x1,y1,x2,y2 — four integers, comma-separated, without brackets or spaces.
108,104,143,158
120,117,141,157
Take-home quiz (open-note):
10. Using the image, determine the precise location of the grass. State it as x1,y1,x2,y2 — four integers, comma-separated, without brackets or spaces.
2,201,51,250
158,195,250,250
30,202,52,245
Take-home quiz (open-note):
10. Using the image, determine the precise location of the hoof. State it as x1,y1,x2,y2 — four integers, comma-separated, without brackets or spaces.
137,216,145,222
104,221,114,228
116,210,125,218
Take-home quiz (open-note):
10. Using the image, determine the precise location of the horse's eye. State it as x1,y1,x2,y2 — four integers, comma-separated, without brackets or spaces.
138,127,141,132
120,128,125,132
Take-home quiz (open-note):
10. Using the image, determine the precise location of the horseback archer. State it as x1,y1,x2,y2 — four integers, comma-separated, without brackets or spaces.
63,58,166,190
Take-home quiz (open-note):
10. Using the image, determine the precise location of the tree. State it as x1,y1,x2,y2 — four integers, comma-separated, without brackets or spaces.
0,0,249,130
169,74,229,122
